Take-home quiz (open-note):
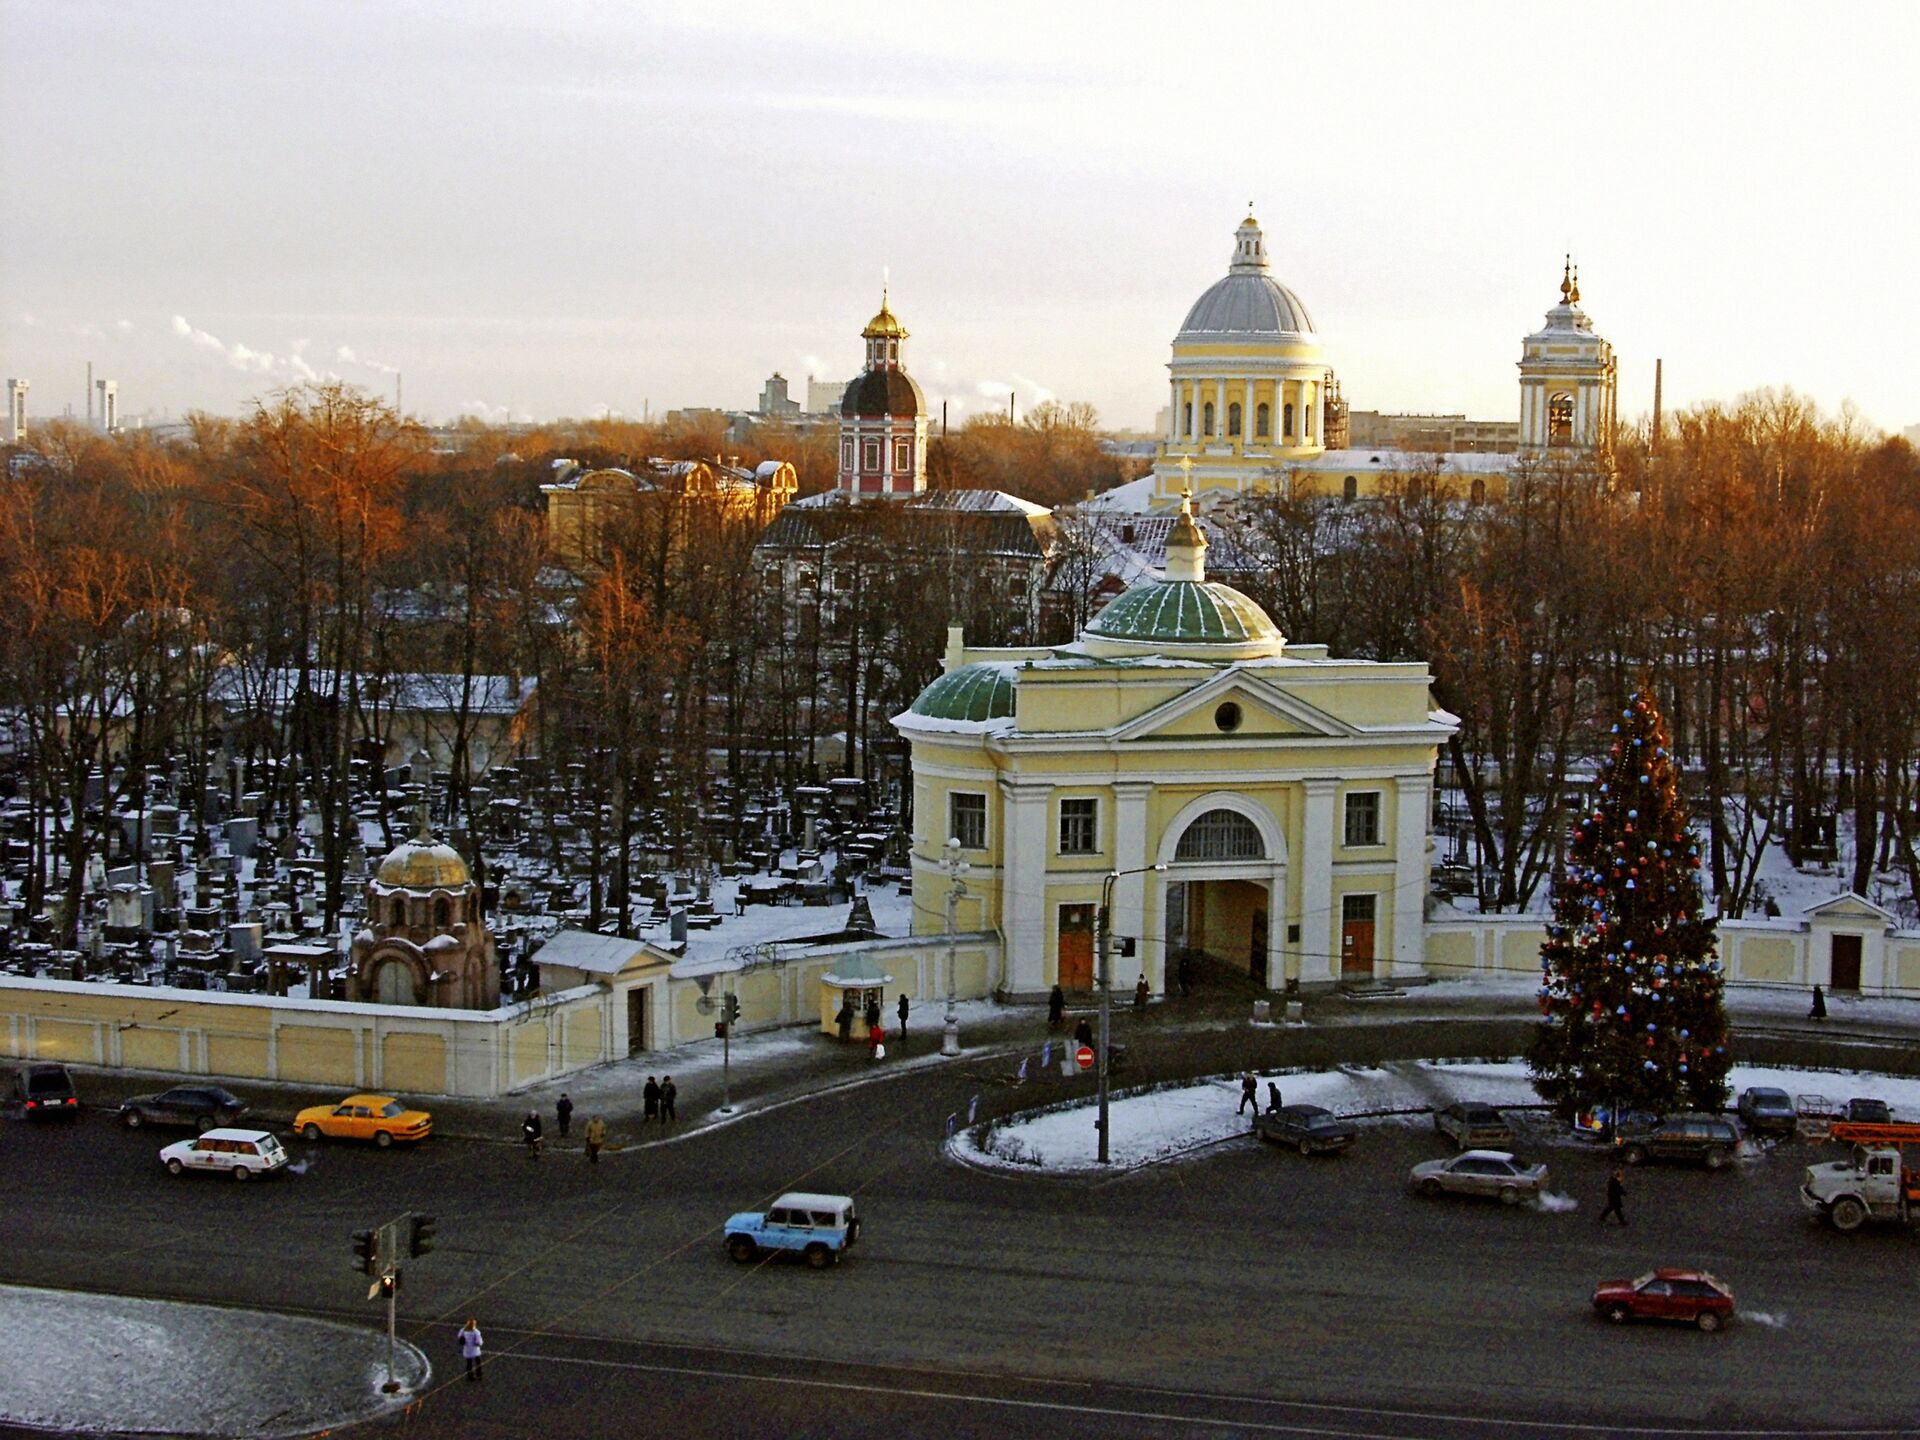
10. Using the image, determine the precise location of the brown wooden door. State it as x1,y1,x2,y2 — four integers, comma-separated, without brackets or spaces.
1059,905,1094,990
1250,908,1269,985
627,986,647,1054
1341,895,1375,979
1831,934,1863,991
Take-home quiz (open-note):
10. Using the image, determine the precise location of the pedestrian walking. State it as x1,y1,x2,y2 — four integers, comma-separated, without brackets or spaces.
660,1075,677,1124
867,1021,886,1060
583,1114,606,1165
457,1318,484,1381
1809,983,1827,1021
897,993,910,1047
1598,1167,1627,1226
1177,952,1194,997
522,1110,543,1160
643,1076,661,1123
1133,974,1150,1013
865,995,882,1032
1266,1081,1283,1114
836,998,855,1043
1047,984,1066,1031
1074,1015,1093,1049
1238,1071,1258,1115
556,1092,573,1139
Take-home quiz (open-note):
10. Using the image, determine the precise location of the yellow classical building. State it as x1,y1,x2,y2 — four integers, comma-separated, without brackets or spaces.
1136,217,1616,512
894,494,1458,998
541,456,796,572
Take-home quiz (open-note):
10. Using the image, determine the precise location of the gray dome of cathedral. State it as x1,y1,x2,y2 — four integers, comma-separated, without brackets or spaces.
1176,213,1316,340
1178,274,1315,339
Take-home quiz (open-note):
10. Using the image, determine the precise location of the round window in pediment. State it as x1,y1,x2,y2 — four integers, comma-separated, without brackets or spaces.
1215,701,1243,733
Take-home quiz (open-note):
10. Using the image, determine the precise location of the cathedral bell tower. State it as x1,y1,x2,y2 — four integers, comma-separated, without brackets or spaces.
1518,257,1617,456
836,291,930,501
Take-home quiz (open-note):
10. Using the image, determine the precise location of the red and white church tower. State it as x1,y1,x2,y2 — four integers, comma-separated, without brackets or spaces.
836,292,929,500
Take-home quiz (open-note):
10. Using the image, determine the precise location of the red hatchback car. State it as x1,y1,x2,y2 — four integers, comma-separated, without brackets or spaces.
1592,1269,1734,1332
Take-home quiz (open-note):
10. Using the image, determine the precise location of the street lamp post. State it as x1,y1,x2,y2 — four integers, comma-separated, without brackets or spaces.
1097,861,1167,1164
941,837,969,1057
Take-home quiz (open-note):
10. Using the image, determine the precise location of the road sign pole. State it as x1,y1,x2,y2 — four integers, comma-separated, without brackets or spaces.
382,1277,399,1394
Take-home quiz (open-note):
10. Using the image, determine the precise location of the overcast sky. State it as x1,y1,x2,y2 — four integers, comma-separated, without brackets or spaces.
2,1,1915,434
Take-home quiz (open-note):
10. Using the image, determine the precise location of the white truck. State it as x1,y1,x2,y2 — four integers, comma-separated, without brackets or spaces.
1801,1121,1920,1231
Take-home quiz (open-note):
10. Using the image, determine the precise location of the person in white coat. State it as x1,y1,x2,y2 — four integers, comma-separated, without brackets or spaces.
458,1318,484,1381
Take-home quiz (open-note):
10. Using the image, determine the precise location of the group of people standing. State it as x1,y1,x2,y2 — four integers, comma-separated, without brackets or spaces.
517,1090,614,1163
835,993,910,1059
642,1075,678,1125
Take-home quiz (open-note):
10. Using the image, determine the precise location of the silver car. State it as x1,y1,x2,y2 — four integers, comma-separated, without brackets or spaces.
1410,1149,1548,1205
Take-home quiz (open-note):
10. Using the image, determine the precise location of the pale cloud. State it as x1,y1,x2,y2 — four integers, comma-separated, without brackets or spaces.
336,344,400,376
114,319,133,333
171,314,337,384
457,399,509,422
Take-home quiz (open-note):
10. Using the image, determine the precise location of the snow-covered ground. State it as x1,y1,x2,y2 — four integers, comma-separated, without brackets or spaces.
0,1283,429,1438
950,1059,1920,1176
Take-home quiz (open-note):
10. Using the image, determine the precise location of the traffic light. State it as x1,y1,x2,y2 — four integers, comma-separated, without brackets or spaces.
1118,937,1137,958
351,1228,378,1275
408,1213,436,1258
714,1020,727,1039
379,1270,399,1298
727,993,741,1023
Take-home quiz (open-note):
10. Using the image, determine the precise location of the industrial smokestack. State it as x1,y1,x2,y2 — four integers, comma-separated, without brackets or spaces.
1652,358,1663,453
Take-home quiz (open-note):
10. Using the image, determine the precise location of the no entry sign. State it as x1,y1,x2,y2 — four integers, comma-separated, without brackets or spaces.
1076,1045,1095,1070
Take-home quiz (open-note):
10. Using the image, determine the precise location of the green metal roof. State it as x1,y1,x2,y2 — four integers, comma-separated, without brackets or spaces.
908,662,1020,722
1085,580,1281,645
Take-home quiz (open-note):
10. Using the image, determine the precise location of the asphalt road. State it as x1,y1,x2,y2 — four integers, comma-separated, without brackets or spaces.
4,1059,1920,1440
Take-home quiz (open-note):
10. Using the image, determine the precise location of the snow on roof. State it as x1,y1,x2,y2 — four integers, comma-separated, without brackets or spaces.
532,928,652,975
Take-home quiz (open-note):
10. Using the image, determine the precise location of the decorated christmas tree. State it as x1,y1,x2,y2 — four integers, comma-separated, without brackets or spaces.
1529,688,1731,1118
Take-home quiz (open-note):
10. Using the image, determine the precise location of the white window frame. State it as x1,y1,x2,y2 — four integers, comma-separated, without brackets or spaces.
1343,791,1383,848
1058,797,1098,856
949,791,987,851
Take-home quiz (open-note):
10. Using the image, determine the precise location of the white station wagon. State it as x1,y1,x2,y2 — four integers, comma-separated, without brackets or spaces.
159,1128,289,1180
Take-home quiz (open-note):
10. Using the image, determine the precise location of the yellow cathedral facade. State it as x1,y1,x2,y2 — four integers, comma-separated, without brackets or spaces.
895,492,1457,998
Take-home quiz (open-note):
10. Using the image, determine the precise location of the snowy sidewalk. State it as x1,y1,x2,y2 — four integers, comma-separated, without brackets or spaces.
950,1057,1920,1176
0,1284,428,1438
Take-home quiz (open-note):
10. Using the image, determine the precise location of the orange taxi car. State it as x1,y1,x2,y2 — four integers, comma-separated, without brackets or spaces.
294,1093,433,1148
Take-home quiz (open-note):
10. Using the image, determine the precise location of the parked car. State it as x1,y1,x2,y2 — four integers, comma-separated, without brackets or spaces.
1617,1114,1740,1169
1735,1087,1797,1138
1255,1104,1357,1155
1433,1101,1513,1150
724,1191,861,1269
159,1128,289,1181
1573,1106,1657,1142
1843,1097,1892,1125
119,1085,249,1132
1591,1268,1734,1332
293,1094,433,1146
1410,1149,1549,1204
12,1063,80,1121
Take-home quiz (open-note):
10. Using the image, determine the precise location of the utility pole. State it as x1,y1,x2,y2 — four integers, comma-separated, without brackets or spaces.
1097,863,1165,1164
941,837,969,1056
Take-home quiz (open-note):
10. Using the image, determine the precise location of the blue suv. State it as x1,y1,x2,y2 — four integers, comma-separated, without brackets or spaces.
725,1192,861,1269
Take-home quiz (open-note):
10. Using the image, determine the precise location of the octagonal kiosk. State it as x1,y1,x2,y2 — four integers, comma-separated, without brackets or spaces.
819,953,893,1040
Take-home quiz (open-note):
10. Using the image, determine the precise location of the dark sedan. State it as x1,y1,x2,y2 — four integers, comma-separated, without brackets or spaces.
118,1085,250,1132
1255,1104,1357,1155
1735,1087,1797,1138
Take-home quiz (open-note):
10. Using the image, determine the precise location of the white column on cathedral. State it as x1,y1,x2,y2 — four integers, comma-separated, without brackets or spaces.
1168,381,1180,442
1300,779,1337,981
1243,378,1255,448
1215,378,1227,442
1112,781,1153,988
1391,774,1430,976
1302,379,1315,443
1000,783,1050,995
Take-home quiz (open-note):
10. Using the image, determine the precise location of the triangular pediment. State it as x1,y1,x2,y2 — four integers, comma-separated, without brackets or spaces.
1113,669,1353,743
1804,891,1897,926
